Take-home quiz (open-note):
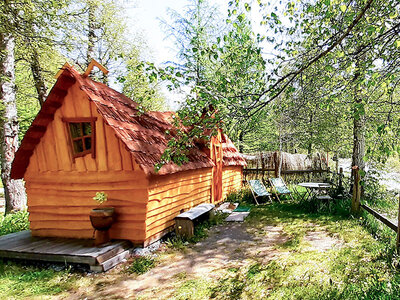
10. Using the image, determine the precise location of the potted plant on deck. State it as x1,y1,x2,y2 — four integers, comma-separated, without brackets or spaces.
90,192,115,245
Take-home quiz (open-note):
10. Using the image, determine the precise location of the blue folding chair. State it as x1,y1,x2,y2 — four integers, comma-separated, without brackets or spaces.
269,177,294,202
248,179,272,205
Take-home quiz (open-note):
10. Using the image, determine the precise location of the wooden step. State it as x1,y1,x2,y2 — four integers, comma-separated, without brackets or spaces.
90,249,130,272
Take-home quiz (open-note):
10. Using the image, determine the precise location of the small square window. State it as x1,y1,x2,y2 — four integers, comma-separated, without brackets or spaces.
63,118,96,159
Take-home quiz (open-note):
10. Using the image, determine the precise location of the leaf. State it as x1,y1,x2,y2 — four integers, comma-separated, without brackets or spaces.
340,5,346,12
192,47,198,52
396,40,400,48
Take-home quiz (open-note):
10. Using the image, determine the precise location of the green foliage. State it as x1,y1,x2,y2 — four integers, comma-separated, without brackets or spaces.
226,188,253,205
92,191,108,205
0,211,29,236
0,260,81,298
127,256,156,275
166,211,227,250
172,202,400,299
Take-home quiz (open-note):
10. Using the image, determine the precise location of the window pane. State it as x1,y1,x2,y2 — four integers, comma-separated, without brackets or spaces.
82,122,92,136
73,139,84,153
69,123,82,138
84,137,92,150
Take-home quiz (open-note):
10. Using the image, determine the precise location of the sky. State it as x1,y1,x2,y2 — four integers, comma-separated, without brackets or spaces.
122,0,274,110
124,0,229,109
126,0,228,65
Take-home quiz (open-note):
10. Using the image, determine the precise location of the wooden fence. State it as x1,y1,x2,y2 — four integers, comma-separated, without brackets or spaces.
243,168,329,184
351,166,400,252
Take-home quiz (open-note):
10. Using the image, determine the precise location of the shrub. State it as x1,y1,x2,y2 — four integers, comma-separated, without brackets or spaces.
127,256,156,274
0,211,29,236
226,188,253,205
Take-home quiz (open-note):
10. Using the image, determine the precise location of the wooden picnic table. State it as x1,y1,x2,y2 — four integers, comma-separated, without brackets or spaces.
296,182,332,201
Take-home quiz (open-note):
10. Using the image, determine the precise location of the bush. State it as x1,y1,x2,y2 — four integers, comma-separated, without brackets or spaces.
226,188,253,205
127,256,156,275
0,211,29,236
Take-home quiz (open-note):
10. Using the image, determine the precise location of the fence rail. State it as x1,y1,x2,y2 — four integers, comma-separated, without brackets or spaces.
243,168,330,184
361,204,397,232
351,167,400,251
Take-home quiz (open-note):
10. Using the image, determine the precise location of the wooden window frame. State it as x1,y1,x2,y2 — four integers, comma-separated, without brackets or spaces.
62,117,97,159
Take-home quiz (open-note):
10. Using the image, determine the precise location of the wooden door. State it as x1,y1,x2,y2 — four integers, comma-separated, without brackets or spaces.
211,130,223,204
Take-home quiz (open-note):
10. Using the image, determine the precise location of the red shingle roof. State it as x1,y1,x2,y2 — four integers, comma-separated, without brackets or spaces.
11,65,245,179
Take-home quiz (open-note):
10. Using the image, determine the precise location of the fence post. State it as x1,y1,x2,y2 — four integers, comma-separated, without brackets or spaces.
351,166,361,215
397,195,400,253
274,152,279,178
261,152,265,180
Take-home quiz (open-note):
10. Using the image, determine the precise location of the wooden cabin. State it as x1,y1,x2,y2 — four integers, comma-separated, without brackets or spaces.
11,64,246,246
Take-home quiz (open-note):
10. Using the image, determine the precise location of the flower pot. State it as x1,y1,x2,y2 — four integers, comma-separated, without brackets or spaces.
89,207,115,245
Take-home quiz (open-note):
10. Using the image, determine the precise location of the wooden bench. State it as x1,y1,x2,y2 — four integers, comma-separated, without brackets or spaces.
175,203,215,238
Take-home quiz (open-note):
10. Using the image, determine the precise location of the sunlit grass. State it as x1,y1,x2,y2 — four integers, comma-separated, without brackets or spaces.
171,202,400,299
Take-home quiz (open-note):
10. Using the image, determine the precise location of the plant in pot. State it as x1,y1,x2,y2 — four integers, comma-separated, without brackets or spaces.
90,192,115,245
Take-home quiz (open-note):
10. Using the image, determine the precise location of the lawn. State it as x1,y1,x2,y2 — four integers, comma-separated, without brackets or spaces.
1,198,400,299
168,202,400,300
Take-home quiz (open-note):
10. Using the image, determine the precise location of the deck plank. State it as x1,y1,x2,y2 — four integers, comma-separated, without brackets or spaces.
0,231,132,268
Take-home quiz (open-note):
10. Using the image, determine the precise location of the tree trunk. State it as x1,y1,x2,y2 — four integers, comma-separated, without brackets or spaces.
351,112,365,172
307,113,313,154
87,0,96,65
30,47,47,106
0,33,27,214
351,60,366,196
238,130,244,153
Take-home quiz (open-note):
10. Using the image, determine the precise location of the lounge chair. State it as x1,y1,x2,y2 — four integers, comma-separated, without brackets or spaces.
248,179,272,205
269,177,294,202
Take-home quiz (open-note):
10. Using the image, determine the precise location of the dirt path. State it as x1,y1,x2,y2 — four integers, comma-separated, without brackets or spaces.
64,222,342,299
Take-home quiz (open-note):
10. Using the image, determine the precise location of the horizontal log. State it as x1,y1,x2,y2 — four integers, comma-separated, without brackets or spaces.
146,219,175,238
148,183,210,203
148,173,212,193
361,204,398,232
25,170,148,184
27,189,148,205
28,205,147,215
30,219,146,231
147,193,211,219
146,195,210,226
30,220,92,231
31,229,94,240
149,168,212,188
29,212,146,222
147,185,210,211
26,180,148,191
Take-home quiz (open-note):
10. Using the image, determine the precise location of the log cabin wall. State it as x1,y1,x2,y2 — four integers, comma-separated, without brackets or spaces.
145,168,212,245
24,83,149,243
221,166,243,201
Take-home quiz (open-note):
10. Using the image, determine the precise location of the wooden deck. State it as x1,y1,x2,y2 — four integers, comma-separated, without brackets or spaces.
0,230,132,272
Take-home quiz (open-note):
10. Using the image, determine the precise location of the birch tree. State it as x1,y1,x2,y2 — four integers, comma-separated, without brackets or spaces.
0,32,27,213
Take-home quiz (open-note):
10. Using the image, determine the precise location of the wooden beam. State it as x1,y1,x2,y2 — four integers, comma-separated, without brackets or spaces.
351,166,361,215
83,59,109,78
54,62,72,79
397,196,400,253
361,204,397,232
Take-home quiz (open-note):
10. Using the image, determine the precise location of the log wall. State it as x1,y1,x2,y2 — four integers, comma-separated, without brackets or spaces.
24,83,148,242
146,168,213,244
221,166,243,201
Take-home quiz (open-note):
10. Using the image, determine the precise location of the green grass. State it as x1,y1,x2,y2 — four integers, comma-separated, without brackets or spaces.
171,201,400,300
0,212,85,299
165,211,228,250
0,211,29,236
127,256,157,275
0,260,84,299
